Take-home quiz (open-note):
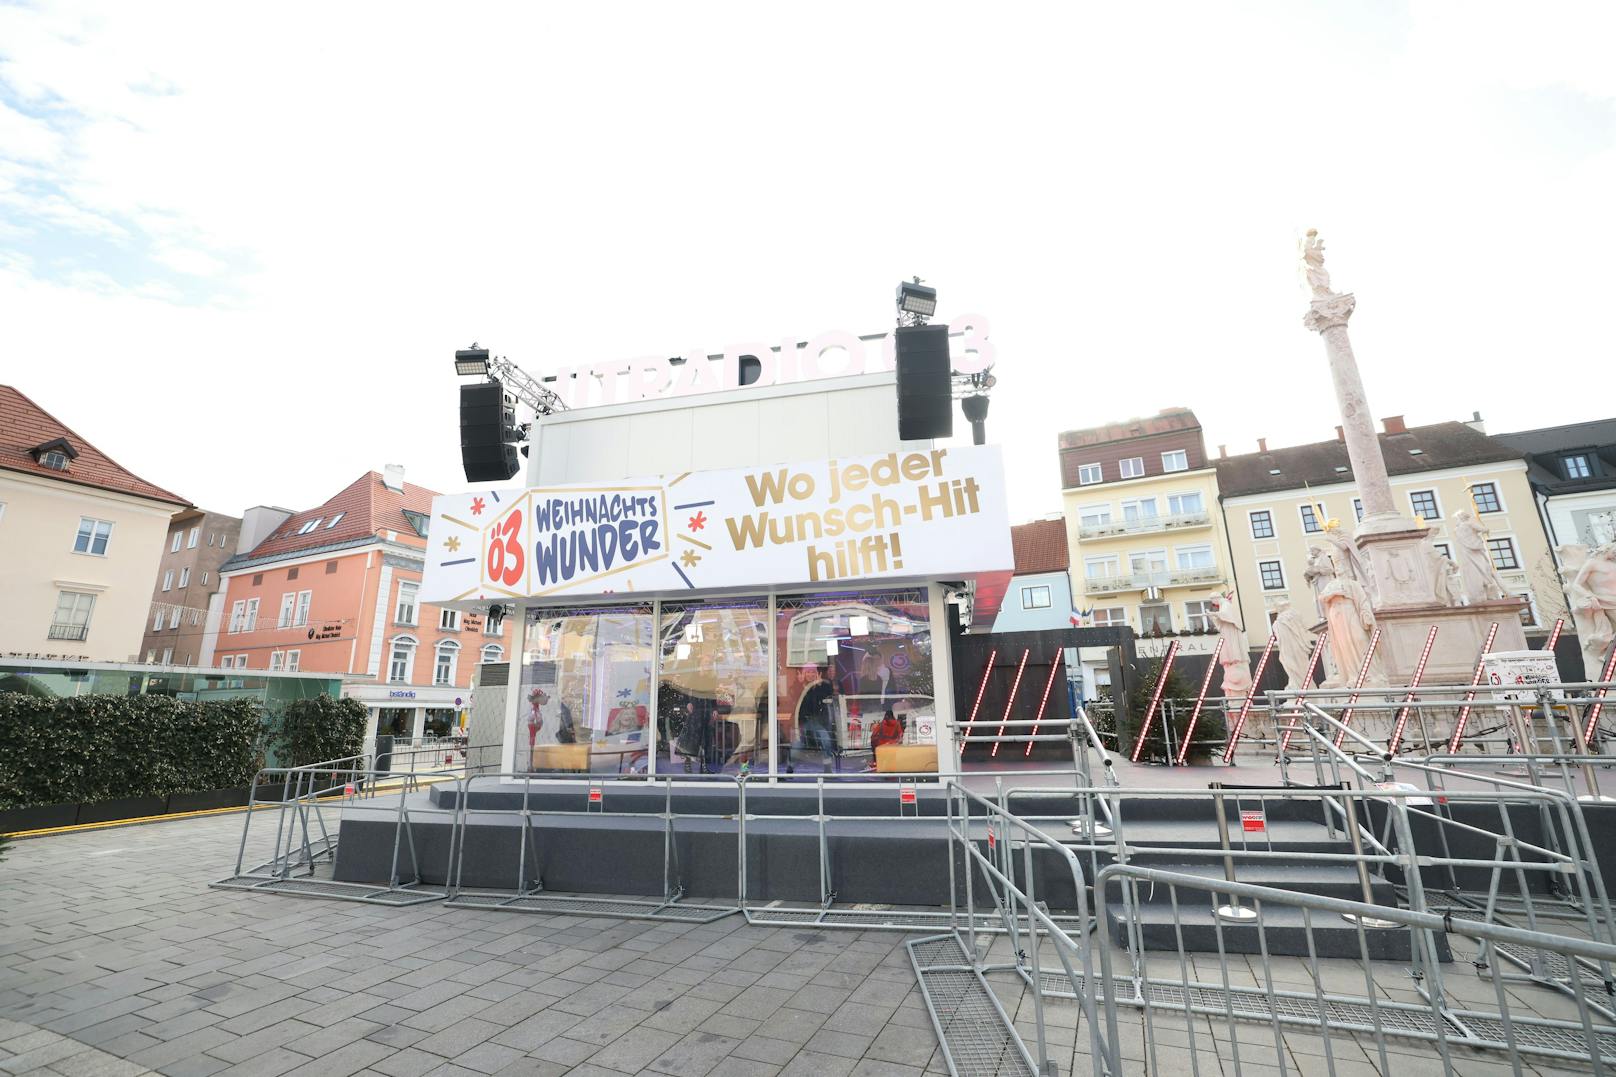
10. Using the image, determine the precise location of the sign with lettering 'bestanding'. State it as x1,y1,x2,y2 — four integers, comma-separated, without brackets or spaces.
419,445,1012,605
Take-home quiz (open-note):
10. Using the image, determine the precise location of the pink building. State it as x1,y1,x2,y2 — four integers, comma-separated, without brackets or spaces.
210,465,513,741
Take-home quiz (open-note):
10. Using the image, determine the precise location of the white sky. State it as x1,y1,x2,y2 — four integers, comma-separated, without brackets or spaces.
2,2,1612,524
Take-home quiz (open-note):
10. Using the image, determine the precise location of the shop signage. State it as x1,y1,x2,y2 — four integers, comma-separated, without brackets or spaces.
544,314,995,409
420,444,1012,603
309,623,343,640
388,689,417,699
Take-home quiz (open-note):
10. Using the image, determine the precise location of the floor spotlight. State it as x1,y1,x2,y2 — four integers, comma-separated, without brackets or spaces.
896,278,937,324
455,347,491,377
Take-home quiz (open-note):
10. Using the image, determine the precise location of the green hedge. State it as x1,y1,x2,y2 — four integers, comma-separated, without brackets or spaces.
276,696,367,769
0,693,266,809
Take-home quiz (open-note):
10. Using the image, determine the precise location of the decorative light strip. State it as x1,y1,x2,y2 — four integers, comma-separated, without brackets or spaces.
990,649,1031,758
1581,642,1616,747
1387,626,1440,755
958,648,997,761
1130,640,1179,763
1222,635,1277,763
1545,618,1564,653
1175,638,1225,766
1446,622,1501,753
1277,630,1328,755
1332,627,1383,749
1025,650,1065,758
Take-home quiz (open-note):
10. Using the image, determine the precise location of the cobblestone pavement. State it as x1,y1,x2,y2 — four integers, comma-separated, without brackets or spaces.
0,810,1606,1077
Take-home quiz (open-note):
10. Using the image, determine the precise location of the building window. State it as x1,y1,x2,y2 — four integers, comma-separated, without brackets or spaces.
1121,498,1158,523
1175,545,1214,570
326,513,344,529
168,607,183,630
278,593,295,628
187,527,199,549
388,637,417,683
73,517,113,556
439,608,461,631
161,647,172,664
286,650,300,672
146,649,156,663
49,591,95,641
434,640,460,686
1433,542,1452,559
1161,450,1188,473
244,597,259,631
191,610,201,626
1470,482,1502,514
179,567,190,588
1487,537,1519,571
480,643,504,664
396,581,419,625
1299,504,1322,534
269,651,284,671
1085,556,1120,580
1249,511,1274,539
162,570,174,592
297,518,322,535
1079,505,1111,527
1119,457,1145,479
325,561,338,574
171,532,183,553
1167,492,1203,515
235,655,248,669
1021,585,1052,610
1409,490,1441,520
201,571,210,585
153,608,165,632
40,450,68,470
1353,498,1364,522
288,566,300,581
294,590,312,627
1139,603,1172,634
1078,462,1103,486
229,600,246,633
1092,607,1127,627
1129,550,1168,575
1185,600,1217,632
1514,592,1539,627
1258,560,1286,590
208,533,215,546
1564,454,1593,480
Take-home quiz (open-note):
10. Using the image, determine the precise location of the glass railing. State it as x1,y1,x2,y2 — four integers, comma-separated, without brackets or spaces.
1076,510,1211,539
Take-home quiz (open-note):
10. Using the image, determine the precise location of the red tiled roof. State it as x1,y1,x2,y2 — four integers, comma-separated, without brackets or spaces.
1010,519,1069,575
0,385,188,506
238,471,439,562
1058,407,1200,450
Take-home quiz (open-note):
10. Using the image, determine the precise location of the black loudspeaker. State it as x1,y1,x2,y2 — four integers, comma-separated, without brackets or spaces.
460,382,521,482
895,324,954,441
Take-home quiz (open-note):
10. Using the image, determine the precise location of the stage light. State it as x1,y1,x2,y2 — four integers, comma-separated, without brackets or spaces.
896,278,937,321
455,347,491,377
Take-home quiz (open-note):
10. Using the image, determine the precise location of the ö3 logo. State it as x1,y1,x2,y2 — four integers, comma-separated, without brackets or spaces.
481,488,669,594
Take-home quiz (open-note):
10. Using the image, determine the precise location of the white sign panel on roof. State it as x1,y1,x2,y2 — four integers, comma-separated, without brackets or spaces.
420,445,1012,604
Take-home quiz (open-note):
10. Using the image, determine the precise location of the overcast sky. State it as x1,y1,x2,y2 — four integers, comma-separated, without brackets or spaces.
3,2,1612,524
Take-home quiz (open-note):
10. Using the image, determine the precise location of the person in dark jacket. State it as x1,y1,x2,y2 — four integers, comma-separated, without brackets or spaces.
797,665,837,762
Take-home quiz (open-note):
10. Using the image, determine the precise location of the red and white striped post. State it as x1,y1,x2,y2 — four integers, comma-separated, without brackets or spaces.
1544,618,1564,653
1332,627,1383,749
1222,635,1277,763
1025,650,1065,758
1581,642,1616,748
1175,638,1224,766
1387,626,1440,755
1446,622,1501,754
957,648,997,762
1277,630,1329,755
989,649,1031,759
1130,641,1180,763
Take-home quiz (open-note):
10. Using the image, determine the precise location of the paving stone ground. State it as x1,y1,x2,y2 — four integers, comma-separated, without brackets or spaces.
0,809,1607,1077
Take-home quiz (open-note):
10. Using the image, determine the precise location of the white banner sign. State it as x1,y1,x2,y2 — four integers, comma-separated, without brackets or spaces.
420,445,1012,604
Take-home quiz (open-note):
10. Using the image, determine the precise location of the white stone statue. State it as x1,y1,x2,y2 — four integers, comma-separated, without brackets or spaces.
1424,531,1463,607
1453,509,1507,602
1319,524,1375,601
1210,592,1253,702
1319,563,1383,688
1300,229,1335,298
1271,602,1317,693
1303,544,1335,619
1559,543,1616,681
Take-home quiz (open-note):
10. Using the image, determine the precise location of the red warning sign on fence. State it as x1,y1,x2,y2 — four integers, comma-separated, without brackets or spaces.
1240,810,1265,833
588,786,603,804
899,785,917,805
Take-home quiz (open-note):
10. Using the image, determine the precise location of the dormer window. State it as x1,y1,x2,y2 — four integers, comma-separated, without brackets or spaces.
29,437,78,471
402,509,431,538
297,517,322,535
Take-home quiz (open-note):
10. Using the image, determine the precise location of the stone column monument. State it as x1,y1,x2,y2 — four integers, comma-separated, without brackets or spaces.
1299,231,1527,683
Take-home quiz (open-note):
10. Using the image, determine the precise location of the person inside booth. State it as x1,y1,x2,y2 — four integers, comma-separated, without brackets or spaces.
867,708,904,772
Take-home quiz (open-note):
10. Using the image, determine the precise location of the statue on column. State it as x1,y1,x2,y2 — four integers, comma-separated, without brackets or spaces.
1424,530,1463,607
1271,601,1317,693
1320,523,1376,602
1210,592,1253,702
1453,509,1507,602
1300,229,1335,297
1319,562,1382,688
1558,543,1616,681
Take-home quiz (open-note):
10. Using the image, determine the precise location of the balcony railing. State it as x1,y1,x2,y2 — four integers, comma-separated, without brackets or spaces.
47,623,90,641
1083,565,1226,594
1077,510,1212,540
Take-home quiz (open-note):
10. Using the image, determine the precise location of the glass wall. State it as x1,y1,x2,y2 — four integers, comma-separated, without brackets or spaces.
510,588,938,779
518,606,655,774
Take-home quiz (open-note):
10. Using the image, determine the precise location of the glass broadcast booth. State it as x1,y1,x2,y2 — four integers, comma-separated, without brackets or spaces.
422,333,1012,783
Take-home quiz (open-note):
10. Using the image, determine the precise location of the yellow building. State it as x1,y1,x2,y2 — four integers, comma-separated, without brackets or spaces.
1216,417,1565,638
1058,409,1244,693
0,386,188,661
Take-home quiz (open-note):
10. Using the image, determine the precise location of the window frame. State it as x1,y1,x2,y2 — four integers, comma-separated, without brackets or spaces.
1258,559,1287,591
286,650,301,672
229,600,246,634
1020,585,1053,610
1469,482,1504,514
1184,599,1217,632
1487,535,1520,571
171,531,183,553
1138,602,1173,634
73,517,113,556
433,639,461,686
294,590,312,627
187,526,199,549
1119,456,1146,479
1564,454,1593,480
1408,489,1442,521
1084,555,1120,580
168,606,183,630
1174,544,1215,571
162,570,174,592
1077,462,1103,486
1078,504,1112,527
395,580,419,626
1166,491,1204,515
153,608,165,632
1091,607,1127,627
1161,449,1189,473
278,592,295,628
296,518,322,535
388,635,418,684
1299,503,1322,534
1249,510,1275,540
480,643,504,664
439,607,462,632
1129,548,1168,576
178,566,190,588
1121,497,1159,523
52,591,95,638
1352,498,1365,522
243,597,259,631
